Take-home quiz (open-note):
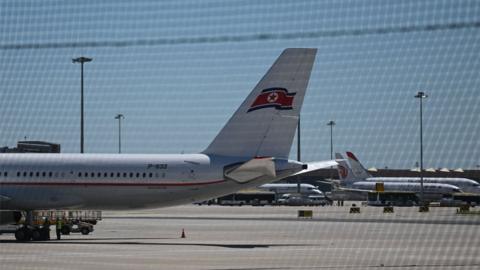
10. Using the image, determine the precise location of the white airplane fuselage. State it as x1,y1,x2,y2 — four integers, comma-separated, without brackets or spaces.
351,181,461,200
0,153,292,210
362,177,480,194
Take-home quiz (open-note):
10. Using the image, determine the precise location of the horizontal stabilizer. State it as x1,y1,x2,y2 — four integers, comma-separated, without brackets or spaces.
225,158,276,183
292,160,337,176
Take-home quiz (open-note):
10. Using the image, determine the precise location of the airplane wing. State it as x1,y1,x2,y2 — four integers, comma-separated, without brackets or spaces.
317,178,370,193
291,160,338,176
337,187,371,193
317,179,340,185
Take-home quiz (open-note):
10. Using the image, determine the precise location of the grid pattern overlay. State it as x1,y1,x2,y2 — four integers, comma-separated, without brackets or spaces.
1,0,479,169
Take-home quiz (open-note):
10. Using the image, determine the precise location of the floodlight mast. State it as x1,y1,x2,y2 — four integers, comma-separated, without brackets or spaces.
72,56,93,154
415,91,428,205
115,114,125,153
327,120,336,180
297,117,301,193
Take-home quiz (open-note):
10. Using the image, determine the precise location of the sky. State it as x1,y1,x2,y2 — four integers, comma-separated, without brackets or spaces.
0,0,479,169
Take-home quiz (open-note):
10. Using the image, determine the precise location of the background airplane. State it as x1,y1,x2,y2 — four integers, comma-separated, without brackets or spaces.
258,183,323,195
334,153,461,200
346,152,480,194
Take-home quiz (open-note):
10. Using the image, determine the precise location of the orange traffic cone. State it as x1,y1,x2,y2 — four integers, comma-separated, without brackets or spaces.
181,228,186,238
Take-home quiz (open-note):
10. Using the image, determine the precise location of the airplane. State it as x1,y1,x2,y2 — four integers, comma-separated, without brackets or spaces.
0,48,337,241
346,151,480,194
258,183,323,195
334,153,462,200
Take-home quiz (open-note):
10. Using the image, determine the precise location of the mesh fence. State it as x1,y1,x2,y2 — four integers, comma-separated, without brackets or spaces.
1,0,479,169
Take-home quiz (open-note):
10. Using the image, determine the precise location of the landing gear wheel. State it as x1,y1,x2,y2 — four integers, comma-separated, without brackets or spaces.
31,229,43,241
81,227,90,235
39,227,50,240
15,227,32,242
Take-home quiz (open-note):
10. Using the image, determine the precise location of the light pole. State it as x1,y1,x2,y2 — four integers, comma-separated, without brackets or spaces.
327,120,336,180
327,121,335,160
297,117,301,162
415,91,428,205
115,114,125,153
297,117,301,194
72,56,93,153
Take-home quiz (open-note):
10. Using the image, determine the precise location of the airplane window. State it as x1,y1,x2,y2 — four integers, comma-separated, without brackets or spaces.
104,172,108,177
136,172,140,178
129,172,133,177
149,173,153,178
116,172,120,177
42,172,46,177
4,172,7,177
142,172,146,178
23,172,27,177
91,172,95,178
123,172,127,177
49,172,52,177
36,172,40,177
30,172,33,177
97,172,101,177
17,172,20,177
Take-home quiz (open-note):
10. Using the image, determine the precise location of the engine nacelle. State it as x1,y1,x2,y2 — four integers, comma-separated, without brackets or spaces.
0,211,22,225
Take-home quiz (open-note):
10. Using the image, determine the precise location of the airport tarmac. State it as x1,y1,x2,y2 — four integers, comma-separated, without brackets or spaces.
1,204,480,270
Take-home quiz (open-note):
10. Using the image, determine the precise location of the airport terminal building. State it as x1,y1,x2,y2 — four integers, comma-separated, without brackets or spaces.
0,141,61,153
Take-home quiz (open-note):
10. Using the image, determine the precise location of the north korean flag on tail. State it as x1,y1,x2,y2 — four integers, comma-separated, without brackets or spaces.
247,88,296,112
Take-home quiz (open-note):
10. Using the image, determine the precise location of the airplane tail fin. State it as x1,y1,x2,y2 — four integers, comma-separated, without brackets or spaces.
346,152,372,179
203,48,317,159
335,153,359,185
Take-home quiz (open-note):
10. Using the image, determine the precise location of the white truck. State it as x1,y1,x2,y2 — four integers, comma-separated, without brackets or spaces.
277,194,328,206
